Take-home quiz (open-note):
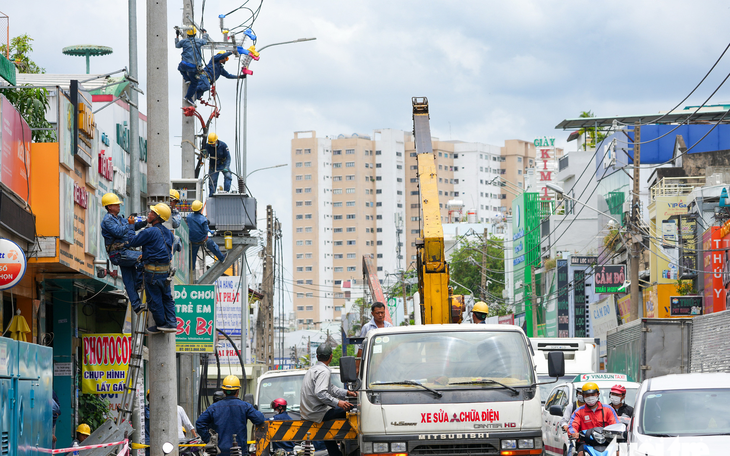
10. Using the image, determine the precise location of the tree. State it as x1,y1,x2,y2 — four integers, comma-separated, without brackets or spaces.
329,344,355,367
449,234,509,315
0,34,55,142
578,110,607,151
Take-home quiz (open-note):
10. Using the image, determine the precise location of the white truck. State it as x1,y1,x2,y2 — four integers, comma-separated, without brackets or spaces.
531,338,600,403
340,324,564,456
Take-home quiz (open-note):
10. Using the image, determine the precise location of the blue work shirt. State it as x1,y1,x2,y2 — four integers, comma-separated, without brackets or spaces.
204,52,238,82
145,405,150,444
175,34,210,66
187,212,212,244
101,212,134,246
196,396,265,455
270,412,295,451
205,140,230,169
126,223,174,264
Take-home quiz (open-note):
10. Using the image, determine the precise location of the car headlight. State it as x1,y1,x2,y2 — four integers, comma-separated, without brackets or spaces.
362,442,373,453
373,443,389,453
391,442,407,452
501,440,517,450
517,439,534,449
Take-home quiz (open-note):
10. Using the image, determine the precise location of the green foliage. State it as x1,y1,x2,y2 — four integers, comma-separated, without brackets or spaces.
675,279,695,296
578,111,607,151
543,258,557,271
0,34,55,142
78,394,111,430
329,344,355,367
603,229,621,251
449,234,507,315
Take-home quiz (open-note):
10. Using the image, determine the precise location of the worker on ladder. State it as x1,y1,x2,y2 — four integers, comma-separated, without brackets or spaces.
101,193,144,313
125,203,177,334
175,26,210,106
188,200,226,269
196,375,265,456
194,51,246,100
204,133,232,195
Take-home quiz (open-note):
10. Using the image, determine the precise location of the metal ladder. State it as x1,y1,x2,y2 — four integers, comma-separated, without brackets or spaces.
116,305,148,425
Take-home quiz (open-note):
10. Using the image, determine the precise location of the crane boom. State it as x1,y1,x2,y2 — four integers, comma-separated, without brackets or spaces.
412,97,462,324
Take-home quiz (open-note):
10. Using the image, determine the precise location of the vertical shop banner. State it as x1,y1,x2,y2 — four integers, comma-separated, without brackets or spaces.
557,259,569,337
589,296,618,357
174,285,215,352
0,96,32,201
215,276,242,336
81,334,132,394
59,94,75,170
617,295,631,324
573,270,587,337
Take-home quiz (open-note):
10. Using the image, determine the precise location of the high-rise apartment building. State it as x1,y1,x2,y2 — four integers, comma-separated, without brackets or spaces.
291,130,508,329
500,139,537,214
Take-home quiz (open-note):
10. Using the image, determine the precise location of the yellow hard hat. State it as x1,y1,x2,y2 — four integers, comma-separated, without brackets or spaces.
582,382,599,394
191,200,204,212
217,51,227,55
77,423,91,436
186,27,197,36
102,193,122,207
222,374,241,390
472,301,489,314
169,189,180,201
150,203,171,222
207,132,218,144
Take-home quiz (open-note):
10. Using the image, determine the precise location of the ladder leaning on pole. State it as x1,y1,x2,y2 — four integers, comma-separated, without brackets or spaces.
117,306,149,424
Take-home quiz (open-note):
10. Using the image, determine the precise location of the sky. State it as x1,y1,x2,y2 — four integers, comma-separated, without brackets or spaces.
6,0,730,312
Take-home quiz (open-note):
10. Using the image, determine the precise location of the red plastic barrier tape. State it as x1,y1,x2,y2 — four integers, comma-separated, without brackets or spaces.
38,439,129,454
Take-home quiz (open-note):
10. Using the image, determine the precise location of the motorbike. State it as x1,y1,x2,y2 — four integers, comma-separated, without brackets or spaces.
578,423,627,456
180,436,205,456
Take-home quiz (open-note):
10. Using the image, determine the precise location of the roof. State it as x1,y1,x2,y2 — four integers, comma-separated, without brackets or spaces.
555,106,730,130
647,372,730,391
366,323,525,337
572,373,635,383
13,73,121,92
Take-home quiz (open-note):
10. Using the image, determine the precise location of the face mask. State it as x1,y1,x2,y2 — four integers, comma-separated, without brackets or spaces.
610,395,622,406
576,394,584,402
584,396,598,406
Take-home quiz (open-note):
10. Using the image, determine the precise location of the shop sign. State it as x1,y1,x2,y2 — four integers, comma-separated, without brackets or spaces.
98,149,113,181
74,181,89,208
1,96,32,202
594,264,626,293
533,137,557,201
669,296,703,317
174,285,216,353
81,333,132,393
0,239,27,290
216,276,242,336
571,256,597,266
557,259,570,337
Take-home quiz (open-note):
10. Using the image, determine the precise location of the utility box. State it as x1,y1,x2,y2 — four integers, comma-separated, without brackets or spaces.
607,318,692,382
206,193,257,231
0,337,53,456
171,178,203,215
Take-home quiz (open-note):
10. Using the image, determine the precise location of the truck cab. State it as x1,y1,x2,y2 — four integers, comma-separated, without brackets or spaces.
531,338,600,404
348,324,558,456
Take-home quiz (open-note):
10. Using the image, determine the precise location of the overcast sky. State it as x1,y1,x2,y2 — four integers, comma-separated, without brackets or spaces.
6,1,730,310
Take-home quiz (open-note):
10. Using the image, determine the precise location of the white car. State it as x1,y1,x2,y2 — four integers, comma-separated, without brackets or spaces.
541,373,640,456
628,372,730,456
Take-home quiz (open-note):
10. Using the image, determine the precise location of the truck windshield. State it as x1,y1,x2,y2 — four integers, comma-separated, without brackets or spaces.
367,331,534,390
258,372,343,413
640,389,730,436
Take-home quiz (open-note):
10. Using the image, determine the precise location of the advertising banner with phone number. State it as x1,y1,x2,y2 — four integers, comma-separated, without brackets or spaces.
174,285,215,352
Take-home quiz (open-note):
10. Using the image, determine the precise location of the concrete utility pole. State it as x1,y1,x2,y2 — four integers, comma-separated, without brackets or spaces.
146,0,177,453
256,205,275,370
630,123,641,321
531,265,538,337
401,270,409,325
128,0,140,214
181,0,196,179
480,227,488,302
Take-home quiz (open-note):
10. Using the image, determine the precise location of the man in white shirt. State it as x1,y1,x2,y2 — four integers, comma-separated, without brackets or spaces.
177,405,197,441
356,302,393,372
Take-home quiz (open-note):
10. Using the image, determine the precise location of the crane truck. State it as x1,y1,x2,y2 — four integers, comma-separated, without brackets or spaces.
254,98,564,456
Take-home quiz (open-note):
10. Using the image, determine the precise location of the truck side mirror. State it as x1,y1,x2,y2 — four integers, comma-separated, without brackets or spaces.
340,356,358,383
244,393,255,405
549,405,563,417
547,351,565,378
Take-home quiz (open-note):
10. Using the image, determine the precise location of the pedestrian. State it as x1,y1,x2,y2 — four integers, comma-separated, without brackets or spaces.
300,345,357,456
608,384,634,423
194,51,245,99
125,203,177,334
471,301,489,324
204,133,232,195
196,375,265,456
175,26,210,106
101,193,144,313
269,398,295,454
73,424,91,444
356,302,392,372
188,200,226,269
177,405,197,441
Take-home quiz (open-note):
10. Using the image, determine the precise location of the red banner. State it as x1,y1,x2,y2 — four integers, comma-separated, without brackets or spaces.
1,96,32,201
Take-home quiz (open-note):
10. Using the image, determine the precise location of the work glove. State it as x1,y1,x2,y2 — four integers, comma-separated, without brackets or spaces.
239,74,246,79
209,230,216,236
176,29,181,37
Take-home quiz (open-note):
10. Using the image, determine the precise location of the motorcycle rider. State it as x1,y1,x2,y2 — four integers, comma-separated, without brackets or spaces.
608,384,633,424
569,383,618,456
269,398,295,454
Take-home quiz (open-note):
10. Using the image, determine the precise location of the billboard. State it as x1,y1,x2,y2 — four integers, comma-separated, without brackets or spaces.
594,265,626,293
0,96,32,201
174,285,216,353
81,333,131,394
557,259,569,337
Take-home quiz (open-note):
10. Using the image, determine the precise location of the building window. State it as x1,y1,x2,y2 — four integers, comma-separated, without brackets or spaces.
296,253,303,259
333,202,342,207
296,201,303,207
305,253,312,259
346,149,355,155
304,188,312,193
333,149,342,155
346,175,355,181
304,149,311,154
410,178,417,183
296,175,303,181
411,191,419,195
376,215,382,219
517,157,522,162
295,162,303,168
296,240,303,246
305,240,313,245
376,202,382,207
334,240,343,246
346,214,356,219
297,306,304,311
347,266,356,272
377,240,383,246
306,305,314,310
295,149,303,155
333,188,342,194
334,254,343,259
347,253,356,259
410,152,417,157
376,163,382,168
296,214,303,220
305,201,312,206
296,227,303,233
296,188,303,193
377,253,383,258
347,227,356,232
346,162,355,167
347,240,356,245
333,176,342,181
304,175,312,180
334,215,343,220
297,293,304,298
411,229,419,234
305,266,313,272
376,150,382,155
304,162,311,167
335,306,343,312
334,228,343,233
333,163,342,168
377,228,383,232
305,214,312,219
296,267,303,272
376,176,382,181
346,201,356,206
377,267,383,271
305,227,312,232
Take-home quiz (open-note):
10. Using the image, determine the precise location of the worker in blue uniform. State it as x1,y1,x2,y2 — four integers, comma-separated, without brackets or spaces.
204,133,232,194
175,26,210,106
196,375,265,456
101,193,144,313
194,51,245,100
188,200,226,269
269,398,296,454
125,203,176,334
471,301,489,324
